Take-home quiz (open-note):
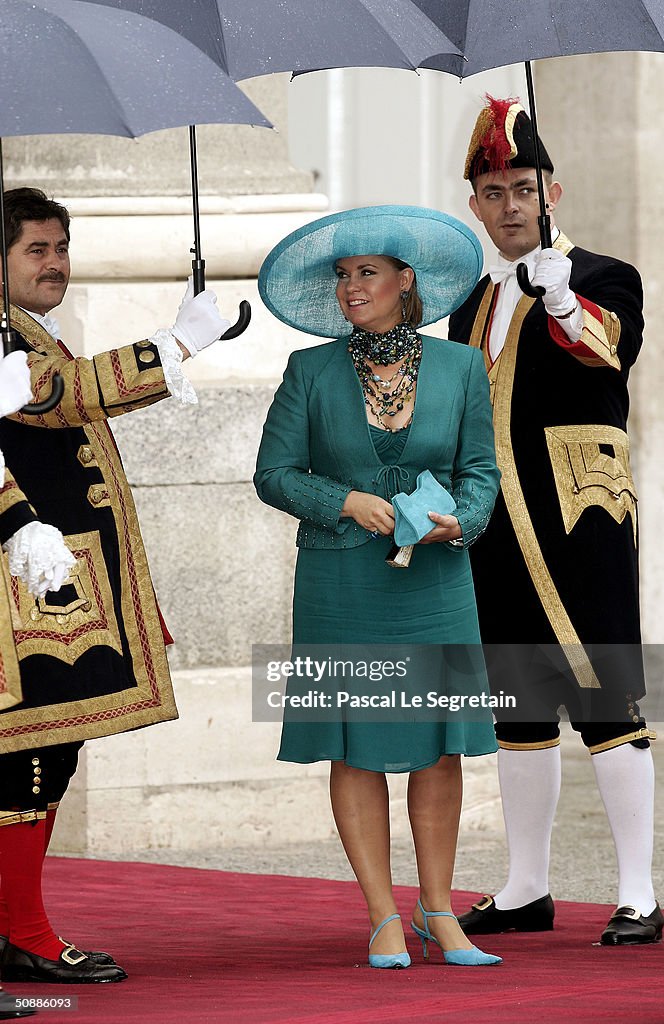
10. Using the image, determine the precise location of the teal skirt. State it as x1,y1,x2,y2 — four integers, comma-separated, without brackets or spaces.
278,533,497,773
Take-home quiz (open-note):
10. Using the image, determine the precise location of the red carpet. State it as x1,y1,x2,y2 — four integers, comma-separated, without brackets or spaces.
2,858,661,1023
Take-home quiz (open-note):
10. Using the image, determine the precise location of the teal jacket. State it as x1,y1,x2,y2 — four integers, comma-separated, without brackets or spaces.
254,335,500,550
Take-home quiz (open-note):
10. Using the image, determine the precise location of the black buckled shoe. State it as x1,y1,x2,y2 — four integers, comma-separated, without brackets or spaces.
0,935,116,968
0,942,127,984
600,903,664,946
458,894,555,934
0,988,36,1019
57,937,116,966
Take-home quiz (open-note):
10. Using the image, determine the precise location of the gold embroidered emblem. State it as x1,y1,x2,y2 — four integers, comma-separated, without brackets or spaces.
544,425,637,544
10,530,123,665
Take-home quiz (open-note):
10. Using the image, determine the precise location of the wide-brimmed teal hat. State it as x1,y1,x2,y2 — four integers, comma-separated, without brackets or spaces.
258,205,484,338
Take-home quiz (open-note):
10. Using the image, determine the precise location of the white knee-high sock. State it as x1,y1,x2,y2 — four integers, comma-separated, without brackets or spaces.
592,743,656,914
493,745,561,910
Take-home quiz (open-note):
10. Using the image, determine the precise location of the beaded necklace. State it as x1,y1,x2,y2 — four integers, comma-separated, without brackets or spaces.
348,323,422,431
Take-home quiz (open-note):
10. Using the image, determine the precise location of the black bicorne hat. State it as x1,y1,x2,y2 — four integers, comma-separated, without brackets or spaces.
464,96,554,181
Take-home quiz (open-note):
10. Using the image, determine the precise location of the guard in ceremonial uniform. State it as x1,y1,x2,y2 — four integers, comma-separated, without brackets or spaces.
439,98,661,945
0,187,230,985
0,349,71,1017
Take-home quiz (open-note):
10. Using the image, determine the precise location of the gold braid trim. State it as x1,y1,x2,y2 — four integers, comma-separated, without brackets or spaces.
0,468,34,521
588,729,657,755
0,558,22,711
498,738,561,751
0,810,48,828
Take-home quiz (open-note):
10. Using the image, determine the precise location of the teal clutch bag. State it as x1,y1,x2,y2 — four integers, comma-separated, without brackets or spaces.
392,470,456,547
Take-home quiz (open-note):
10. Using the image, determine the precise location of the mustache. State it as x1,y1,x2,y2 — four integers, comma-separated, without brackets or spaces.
38,273,66,283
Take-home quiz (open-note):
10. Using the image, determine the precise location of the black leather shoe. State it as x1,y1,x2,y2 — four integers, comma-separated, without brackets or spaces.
600,903,664,945
0,988,36,1019
0,935,116,968
458,894,555,934
0,943,127,984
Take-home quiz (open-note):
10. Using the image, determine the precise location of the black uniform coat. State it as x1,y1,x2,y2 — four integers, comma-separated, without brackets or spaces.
448,232,645,702
0,306,177,753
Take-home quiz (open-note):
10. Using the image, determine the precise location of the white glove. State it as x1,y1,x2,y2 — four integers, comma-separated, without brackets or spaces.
4,521,76,600
531,248,578,319
0,350,33,418
170,279,231,357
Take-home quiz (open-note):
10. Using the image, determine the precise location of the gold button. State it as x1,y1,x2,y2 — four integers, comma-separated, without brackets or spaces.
79,446,93,464
136,339,152,349
82,600,92,612
33,776,41,785
90,486,104,504
30,607,41,621
32,786,40,795
633,715,641,723
138,350,156,365
610,345,617,355
32,758,40,766
610,311,618,321
34,767,42,775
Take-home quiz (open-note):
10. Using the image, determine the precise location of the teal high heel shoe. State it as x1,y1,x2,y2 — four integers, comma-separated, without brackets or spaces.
410,899,502,966
368,914,411,969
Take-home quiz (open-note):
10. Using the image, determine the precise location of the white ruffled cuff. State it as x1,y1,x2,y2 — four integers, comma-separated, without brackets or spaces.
3,521,76,599
149,329,198,406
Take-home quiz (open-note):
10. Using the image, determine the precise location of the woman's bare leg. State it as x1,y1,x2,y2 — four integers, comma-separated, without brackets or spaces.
329,760,406,955
408,755,473,951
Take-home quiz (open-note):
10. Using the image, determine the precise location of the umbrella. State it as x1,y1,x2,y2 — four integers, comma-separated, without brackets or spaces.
411,0,664,294
80,0,461,78
71,0,462,300
0,0,272,412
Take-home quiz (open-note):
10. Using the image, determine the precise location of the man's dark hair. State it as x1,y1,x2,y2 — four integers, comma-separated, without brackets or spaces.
3,187,70,251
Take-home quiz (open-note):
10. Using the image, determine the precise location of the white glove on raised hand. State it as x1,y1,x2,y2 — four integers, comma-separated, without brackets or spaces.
0,350,33,418
531,248,578,319
3,521,76,600
170,279,231,357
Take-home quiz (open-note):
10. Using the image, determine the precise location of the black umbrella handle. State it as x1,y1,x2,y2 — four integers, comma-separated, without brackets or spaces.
188,258,252,338
221,300,251,340
20,372,65,415
516,261,544,298
2,327,65,415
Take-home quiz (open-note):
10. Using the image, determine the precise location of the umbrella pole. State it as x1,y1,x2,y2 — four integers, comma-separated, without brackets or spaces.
524,61,552,249
516,61,552,297
0,137,14,349
186,124,252,340
189,125,206,297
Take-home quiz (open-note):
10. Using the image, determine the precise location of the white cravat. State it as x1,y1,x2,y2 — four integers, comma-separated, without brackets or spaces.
486,248,539,361
485,228,581,360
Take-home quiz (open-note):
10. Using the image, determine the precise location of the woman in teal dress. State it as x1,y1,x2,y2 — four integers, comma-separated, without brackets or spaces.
254,206,502,969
